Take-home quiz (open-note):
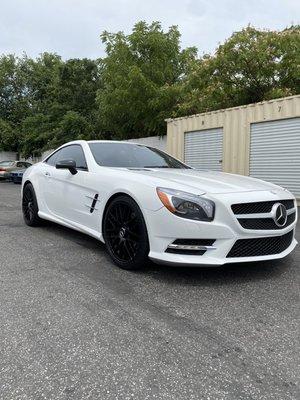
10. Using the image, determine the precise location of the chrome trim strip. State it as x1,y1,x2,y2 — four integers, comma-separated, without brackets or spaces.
167,244,217,251
85,204,98,211
236,212,271,219
235,208,296,219
85,195,101,202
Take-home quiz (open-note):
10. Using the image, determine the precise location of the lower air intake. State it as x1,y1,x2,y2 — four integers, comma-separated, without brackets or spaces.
227,230,294,258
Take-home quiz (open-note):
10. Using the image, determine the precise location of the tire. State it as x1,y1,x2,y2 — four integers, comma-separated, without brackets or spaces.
22,183,43,226
103,195,149,270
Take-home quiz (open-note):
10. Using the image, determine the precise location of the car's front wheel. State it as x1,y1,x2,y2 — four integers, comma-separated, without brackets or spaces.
22,183,43,226
103,195,149,270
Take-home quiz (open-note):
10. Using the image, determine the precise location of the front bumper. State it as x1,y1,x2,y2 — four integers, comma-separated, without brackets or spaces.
143,191,298,266
11,174,23,183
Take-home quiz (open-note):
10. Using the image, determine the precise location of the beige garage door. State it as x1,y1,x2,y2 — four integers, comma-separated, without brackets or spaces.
184,128,223,171
250,118,300,197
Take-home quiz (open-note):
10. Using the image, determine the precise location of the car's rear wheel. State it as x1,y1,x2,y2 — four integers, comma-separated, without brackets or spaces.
22,183,43,226
103,196,149,270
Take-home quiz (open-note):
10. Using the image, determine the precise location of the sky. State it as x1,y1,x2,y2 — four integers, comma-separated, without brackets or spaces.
0,0,299,59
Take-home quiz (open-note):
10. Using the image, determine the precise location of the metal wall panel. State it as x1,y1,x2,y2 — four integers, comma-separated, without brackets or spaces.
184,128,223,170
250,118,300,197
167,95,300,173
0,151,17,162
124,135,167,151
166,95,300,201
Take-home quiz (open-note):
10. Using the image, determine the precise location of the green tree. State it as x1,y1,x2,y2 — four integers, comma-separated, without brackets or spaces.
20,55,102,156
97,21,197,139
21,111,93,158
0,118,21,152
0,55,32,154
52,111,92,147
0,23,299,155
21,114,56,158
55,58,102,116
0,54,31,125
178,25,300,115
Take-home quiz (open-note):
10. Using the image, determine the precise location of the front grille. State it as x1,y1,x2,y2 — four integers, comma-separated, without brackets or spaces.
238,211,296,230
231,199,296,230
231,200,294,215
227,230,294,258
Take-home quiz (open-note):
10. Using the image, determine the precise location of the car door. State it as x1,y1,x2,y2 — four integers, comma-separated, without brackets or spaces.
41,145,92,224
40,148,62,215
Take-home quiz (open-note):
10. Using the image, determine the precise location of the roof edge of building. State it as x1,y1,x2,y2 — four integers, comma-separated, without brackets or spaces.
165,94,300,123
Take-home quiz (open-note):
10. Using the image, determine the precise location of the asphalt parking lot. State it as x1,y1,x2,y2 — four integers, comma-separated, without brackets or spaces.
0,181,299,400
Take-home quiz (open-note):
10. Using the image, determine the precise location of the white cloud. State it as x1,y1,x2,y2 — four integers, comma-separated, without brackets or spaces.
0,0,299,59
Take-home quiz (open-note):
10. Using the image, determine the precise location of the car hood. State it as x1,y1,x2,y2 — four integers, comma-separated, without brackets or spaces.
126,169,284,195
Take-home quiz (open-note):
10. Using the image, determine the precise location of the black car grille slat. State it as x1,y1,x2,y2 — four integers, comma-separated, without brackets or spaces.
231,200,294,215
238,212,296,230
227,230,294,258
172,239,215,246
165,248,207,255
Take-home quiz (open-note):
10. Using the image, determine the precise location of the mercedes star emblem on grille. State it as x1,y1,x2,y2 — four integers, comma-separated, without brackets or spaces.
272,203,288,227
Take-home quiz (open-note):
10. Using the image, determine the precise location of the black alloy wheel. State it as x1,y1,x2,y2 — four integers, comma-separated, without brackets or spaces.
103,195,149,270
22,183,43,226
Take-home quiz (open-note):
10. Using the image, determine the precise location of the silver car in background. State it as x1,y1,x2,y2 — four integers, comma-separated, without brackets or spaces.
0,161,32,180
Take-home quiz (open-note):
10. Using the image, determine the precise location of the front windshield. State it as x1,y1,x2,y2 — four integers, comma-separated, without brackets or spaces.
89,143,190,169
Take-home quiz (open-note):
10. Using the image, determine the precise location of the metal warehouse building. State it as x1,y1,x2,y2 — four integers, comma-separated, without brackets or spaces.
166,95,300,204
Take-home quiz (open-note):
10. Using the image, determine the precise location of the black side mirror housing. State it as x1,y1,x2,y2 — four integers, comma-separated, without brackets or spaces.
56,159,78,175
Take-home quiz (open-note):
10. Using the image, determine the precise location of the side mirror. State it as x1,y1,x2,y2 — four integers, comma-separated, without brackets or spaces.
56,159,78,175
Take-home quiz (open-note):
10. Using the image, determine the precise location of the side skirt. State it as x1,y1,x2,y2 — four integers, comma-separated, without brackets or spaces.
38,211,104,243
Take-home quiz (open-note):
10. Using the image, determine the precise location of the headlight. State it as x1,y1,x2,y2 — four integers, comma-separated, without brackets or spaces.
156,187,215,221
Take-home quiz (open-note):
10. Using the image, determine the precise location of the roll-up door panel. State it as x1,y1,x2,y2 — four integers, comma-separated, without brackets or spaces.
184,128,223,171
250,118,300,197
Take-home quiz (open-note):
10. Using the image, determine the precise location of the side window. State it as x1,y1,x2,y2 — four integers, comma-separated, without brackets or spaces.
57,145,88,170
16,162,24,167
45,150,61,166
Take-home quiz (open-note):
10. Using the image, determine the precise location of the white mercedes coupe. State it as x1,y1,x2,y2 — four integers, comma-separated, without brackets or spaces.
21,140,298,269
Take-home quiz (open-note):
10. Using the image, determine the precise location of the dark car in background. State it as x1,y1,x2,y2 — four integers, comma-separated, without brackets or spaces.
10,169,27,184
0,161,32,180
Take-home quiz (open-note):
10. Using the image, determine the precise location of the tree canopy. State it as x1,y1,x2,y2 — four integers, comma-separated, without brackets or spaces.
97,21,197,139
0,22,299,157
177,25,300,115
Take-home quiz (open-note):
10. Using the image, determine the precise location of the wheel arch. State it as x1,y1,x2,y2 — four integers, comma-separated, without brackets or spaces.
22,179,43,213
23,179,32,188
101,191,150,238
21,179,32,196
